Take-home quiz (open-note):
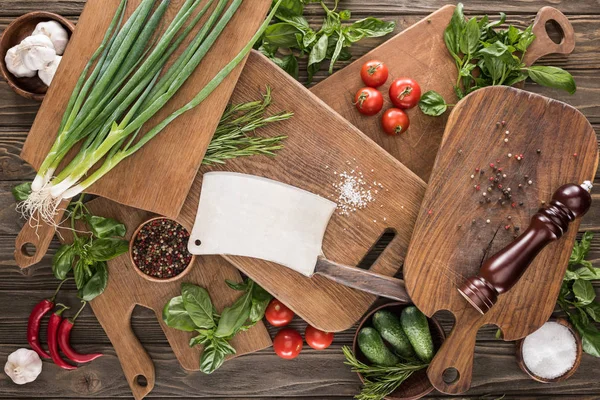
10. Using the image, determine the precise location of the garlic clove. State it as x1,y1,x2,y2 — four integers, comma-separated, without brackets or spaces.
38,55,62,86
4,45,37,78
20,35,56,71
32,20,69,55
4,348,42,385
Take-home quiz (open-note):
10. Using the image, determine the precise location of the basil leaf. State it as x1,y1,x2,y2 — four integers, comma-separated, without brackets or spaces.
182,283,215,330
302,29,317,48
585,302,600,323
200,341,226,374
225,279,248,291
73,259,88,289
12,182,32,202
484,11,506,30
277,14,310,33
418,90,448,116
516,24,535,52
215,288,253,338
478,41,512,63
445,2,465,56
329,30,346,73
79,261,108,301
274,0,303,18
52,244,75,280
526,66,576,94
264,23,301,47
249,283,272,324
573,279,596,306
344,17,395,42
575,320,600,357
307,61,321,84
272,54,299,80
85,215,126,238
459,17,480,56
308,34,328,67
87,238,129,261
216,337,236,356
163,296,196,332
339,10,351,21
574,267,600,281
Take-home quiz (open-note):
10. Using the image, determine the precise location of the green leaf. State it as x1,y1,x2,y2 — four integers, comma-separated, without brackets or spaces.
199,341,226,374
307,61,321,84
329,30,345,73
163,296,197,332
302,29,317,48
264,23,302,48
182,283,216,330
516,24,535,52
12,182,32,202
87,238,129,261
478,41,512,63
273,54,299,79
215,287,253,338
308,34,328,66
344,17,395,42
79,261,108,301
52,244,75,280
276,14,310,33
225,279,248,291
573,279,596,306
418,90,448,116
575,267,600,280
339,10,351,21
484,11,506,30
274,0,304,18
584,302,600,323
249,283,272,325
506,25,520,45
526,66,576,94
573,317,600,357
85,215,126,238
459,17,480,56
73,259,88,290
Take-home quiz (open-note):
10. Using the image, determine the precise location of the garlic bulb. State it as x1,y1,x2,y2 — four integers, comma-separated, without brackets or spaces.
4,348,42,385
4,45,36,78
32,20,69,55
20,35,56,71
38,55,62,86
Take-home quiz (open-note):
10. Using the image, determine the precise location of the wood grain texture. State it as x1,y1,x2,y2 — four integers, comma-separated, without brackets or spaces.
178,50,427,333
403,86,599,394
59,198,272,399
20,0,272,219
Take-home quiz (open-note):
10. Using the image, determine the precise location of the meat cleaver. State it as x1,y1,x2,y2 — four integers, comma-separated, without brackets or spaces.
188,172,409,301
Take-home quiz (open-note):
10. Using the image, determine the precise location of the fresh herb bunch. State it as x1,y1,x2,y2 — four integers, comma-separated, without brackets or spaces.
203,87,291,165
51,197,128,302
257,0,395,83
419,3,576,117
163,279,272,374
342,346,427,400
558,232,600,357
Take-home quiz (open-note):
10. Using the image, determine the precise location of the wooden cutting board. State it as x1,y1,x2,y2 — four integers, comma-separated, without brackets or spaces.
63,198,272,400
15,0,271,267
177,50,427,333
311,6,575,183
403,86,598,394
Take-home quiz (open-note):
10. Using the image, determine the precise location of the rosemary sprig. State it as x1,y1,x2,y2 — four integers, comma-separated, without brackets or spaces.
342,346,428,400
202,87,292,165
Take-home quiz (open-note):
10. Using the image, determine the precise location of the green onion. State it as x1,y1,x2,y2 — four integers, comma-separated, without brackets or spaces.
22,0,284,226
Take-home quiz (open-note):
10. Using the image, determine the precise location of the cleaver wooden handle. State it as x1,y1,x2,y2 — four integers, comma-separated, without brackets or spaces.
315,257,409,302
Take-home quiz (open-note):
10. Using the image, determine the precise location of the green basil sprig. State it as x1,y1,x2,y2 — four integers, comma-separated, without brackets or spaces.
257,0,395,83
163,279,272,374
51,197,128,302
419,3,576,116
558,232,600,357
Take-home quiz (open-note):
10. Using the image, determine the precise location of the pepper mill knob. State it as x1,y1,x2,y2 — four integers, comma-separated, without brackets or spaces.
458,182,592,314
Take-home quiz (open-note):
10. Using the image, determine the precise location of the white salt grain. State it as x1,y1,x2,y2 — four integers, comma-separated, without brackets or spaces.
522,321,577,380
332,167,377,216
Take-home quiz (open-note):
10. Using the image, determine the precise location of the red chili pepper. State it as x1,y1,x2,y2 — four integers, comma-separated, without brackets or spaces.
27,279,69,359
48,304,77,370
58,302,103,364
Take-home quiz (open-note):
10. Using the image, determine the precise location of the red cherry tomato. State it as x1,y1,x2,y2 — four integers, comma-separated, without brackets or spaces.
389,77,421,109
273,328,303,359
265,299,294,327
382,108,410,135
354,87,383,116
305,325,334,350
360,60,389,88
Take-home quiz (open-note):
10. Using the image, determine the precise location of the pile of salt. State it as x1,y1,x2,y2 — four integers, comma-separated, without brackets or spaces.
522,321,577,380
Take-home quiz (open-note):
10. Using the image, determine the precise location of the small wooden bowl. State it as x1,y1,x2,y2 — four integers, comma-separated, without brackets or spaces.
129,217,195,284
353,302,446,400
515,317,583,383
0,11,75,101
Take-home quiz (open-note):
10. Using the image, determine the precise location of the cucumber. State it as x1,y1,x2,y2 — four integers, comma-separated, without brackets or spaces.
357,327,400,367
372,310,416,360
400,306,434,363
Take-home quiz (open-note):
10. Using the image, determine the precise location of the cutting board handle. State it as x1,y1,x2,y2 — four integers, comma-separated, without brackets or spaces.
426,309,481,394
523,7,575,66
14,202,69,269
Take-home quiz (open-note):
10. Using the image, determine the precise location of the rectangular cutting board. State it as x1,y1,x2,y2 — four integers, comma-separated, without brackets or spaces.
403,86,598,394
21,0,272,218
63,198,272,400
177,50,427,333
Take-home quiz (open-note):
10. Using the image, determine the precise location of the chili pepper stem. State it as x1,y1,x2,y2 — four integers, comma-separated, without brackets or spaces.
50,278,71,302
72,301,87,323
55,304,70,315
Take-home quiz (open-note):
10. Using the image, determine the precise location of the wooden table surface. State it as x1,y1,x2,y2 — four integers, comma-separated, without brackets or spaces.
1,0,600,398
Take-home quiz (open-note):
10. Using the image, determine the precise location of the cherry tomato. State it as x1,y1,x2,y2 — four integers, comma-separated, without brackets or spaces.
273,328,303,359
305,325,334,350
354,87,383,116
360,60,388,88
389,77,421,109
382,108,410,135
265,299,294,327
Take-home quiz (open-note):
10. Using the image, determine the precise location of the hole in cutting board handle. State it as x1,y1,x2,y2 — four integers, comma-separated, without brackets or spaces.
135,375,148,387
545,19,564,45
442,367,460,384
20,242,37,257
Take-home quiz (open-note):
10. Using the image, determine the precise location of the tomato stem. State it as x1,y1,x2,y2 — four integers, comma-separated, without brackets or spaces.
398,86,412,100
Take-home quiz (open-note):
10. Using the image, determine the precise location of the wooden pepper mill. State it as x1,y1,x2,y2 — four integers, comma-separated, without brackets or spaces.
459,182,593,314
